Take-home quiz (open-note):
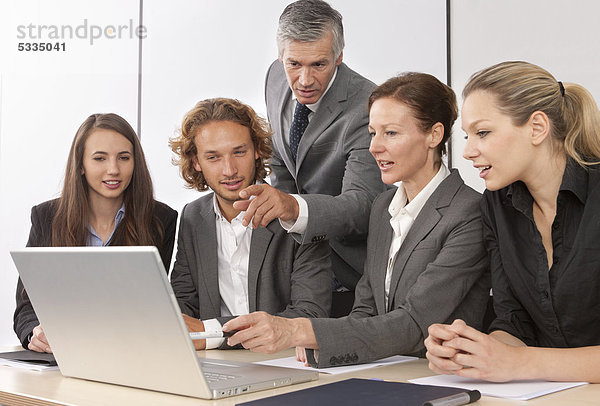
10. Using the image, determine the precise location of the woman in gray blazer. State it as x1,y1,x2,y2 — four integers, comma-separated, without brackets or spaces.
224,73,490,368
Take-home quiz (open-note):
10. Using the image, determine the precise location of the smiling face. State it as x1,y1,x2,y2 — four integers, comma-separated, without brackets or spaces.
368,98,440,189
279,30,343,105
462,90,534,191
82,128,134,205
193,120,258,212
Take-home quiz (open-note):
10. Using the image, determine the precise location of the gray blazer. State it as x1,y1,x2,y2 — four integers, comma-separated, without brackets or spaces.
306,170,490,367
265,60,387,289
170,193,332,329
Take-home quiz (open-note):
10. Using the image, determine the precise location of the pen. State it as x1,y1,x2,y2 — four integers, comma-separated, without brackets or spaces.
189,330,237,340
422,389,481,406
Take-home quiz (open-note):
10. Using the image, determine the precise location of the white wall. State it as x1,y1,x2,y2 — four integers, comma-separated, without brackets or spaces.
0,0,139,346
450,0,600,191
140,0,448,212
0,1,447,346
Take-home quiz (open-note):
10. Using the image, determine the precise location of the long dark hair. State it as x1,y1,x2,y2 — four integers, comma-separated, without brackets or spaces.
51,113,162,246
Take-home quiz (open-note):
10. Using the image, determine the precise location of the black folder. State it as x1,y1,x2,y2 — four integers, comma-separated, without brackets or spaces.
236,378,469,406
0,350,57,366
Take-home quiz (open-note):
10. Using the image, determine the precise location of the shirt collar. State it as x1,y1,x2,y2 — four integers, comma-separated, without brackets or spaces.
388,163,450,219
115,203,125,223
559,158,588,204
87,202,126,245
212,194,245,224
292,67,338,113
505,158,589,213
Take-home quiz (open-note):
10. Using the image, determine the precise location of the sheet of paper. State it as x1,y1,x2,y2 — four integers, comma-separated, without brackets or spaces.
254,355,417,375
410,374,587,400
0,359,59,372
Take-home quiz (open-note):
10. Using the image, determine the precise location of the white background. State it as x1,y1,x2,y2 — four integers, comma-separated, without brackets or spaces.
0,0,447,346
450,0,600,190
2,0,600,348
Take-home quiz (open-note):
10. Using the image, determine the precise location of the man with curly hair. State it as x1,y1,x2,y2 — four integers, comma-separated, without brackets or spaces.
169,98,332,350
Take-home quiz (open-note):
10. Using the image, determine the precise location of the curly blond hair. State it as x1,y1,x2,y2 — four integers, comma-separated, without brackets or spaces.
170,98,273,191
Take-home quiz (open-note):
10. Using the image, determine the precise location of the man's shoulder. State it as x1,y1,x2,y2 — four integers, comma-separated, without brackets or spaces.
266,60,286,86
336,63,376,97
181,193,214,218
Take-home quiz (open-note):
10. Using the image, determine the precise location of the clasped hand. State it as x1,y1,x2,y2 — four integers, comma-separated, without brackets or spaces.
425,319,526,382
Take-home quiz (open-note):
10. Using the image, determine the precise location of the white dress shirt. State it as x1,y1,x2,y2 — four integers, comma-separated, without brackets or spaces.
279,68,338,235
203,195,254,349
384,164,450,309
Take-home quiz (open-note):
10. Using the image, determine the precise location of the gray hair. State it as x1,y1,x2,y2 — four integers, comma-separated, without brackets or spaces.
277,0,345,59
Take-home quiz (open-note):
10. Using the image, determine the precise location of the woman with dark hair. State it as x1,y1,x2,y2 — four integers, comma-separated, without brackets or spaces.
221,73,490,368
14,113,177,353
425,61,600,383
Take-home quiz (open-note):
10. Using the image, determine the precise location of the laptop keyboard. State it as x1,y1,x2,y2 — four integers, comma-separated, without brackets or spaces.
204,371,237,383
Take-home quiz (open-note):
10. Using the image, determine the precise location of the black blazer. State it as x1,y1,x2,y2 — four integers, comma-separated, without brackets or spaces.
13,199,178,348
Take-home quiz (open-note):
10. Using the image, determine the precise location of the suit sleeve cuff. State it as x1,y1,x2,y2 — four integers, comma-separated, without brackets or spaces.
279,194,308,234
203,318,225,349
305,349,319,367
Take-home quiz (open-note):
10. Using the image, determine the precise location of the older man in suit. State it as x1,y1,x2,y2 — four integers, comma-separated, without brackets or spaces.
233,0,386,314
169,98,332,350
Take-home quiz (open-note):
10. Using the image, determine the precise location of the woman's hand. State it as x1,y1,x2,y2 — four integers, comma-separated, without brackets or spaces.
425,321,462,375
427,319,527,382
28,325,52,353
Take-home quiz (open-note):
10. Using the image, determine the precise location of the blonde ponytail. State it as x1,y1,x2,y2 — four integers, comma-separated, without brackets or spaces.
561,83,600,166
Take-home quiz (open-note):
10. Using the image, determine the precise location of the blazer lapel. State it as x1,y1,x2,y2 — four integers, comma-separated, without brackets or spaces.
373,210,393,315
269,62,297,175
195,200,221,315
275,87,296,172
295,64,349,170
386,170,462,311
247,224,274,312
387,206,442,311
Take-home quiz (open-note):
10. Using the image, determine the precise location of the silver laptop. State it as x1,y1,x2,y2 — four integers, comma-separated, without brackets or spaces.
10,246,318,399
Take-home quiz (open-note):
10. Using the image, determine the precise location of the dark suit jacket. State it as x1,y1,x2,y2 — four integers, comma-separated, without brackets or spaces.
170,193,332,347
265,60,387,289
13,199,178,348
306,170,491,367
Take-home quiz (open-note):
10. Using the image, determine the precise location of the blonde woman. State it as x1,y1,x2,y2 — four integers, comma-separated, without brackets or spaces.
426,61,600,383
